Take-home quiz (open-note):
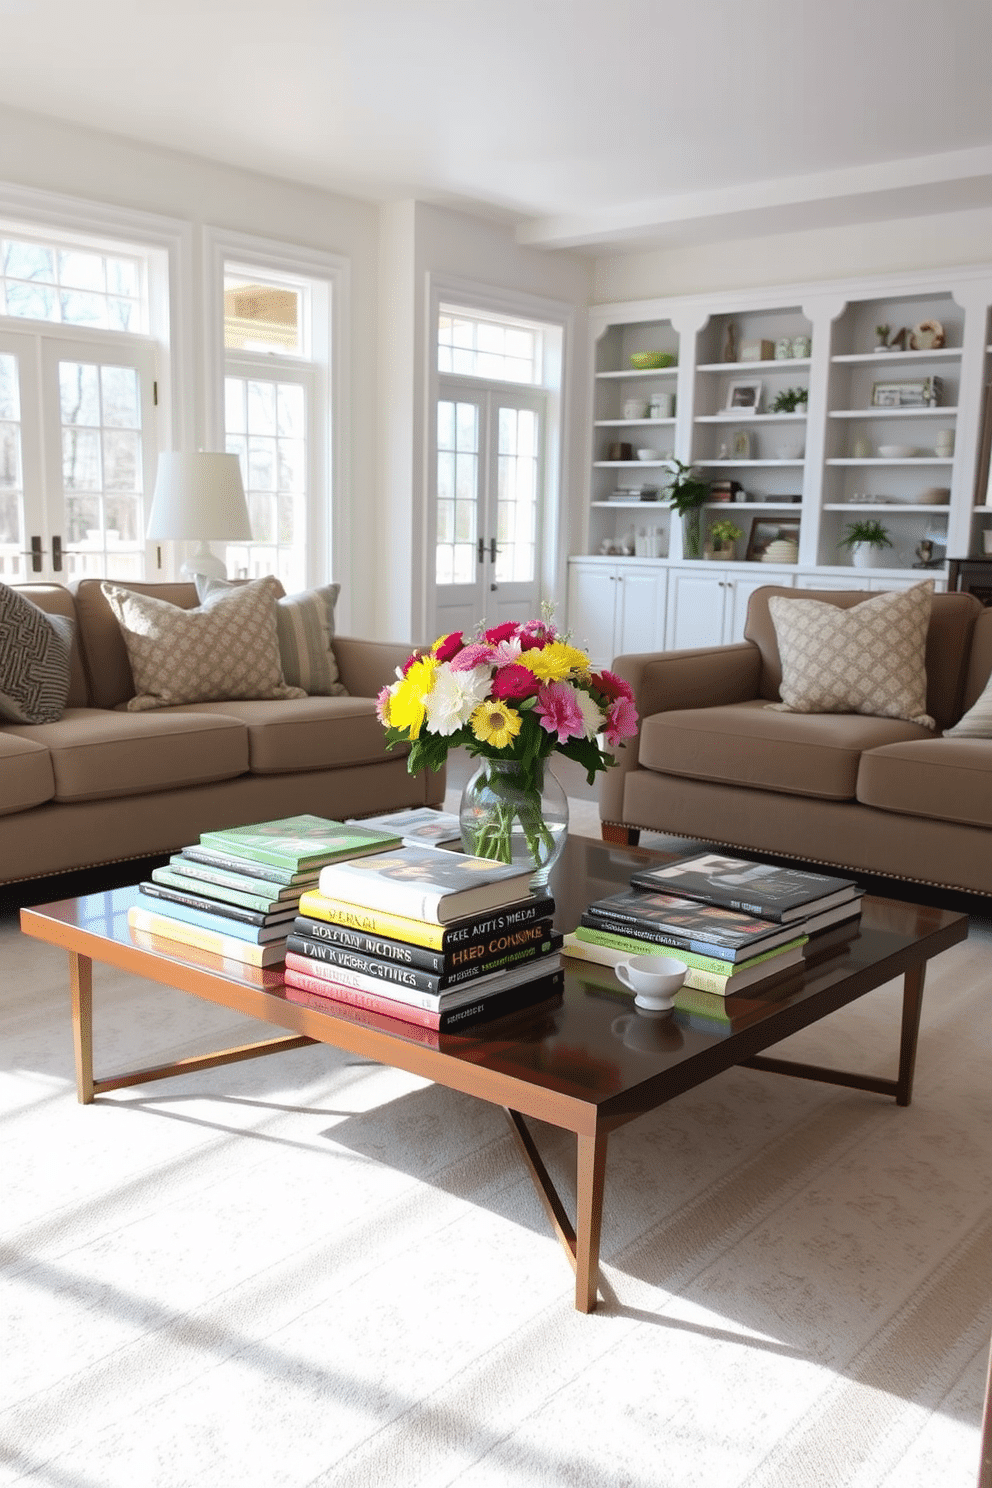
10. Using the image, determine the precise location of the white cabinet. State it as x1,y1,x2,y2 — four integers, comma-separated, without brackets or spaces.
567,558,667,666
666,567,794,650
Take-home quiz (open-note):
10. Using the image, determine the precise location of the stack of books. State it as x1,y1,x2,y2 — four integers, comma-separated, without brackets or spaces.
127,814,402,966
283,842,564,1031
564,851,863,998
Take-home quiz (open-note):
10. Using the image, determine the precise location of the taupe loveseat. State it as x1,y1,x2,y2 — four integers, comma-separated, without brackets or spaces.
0,580,443,886
600,585,992,897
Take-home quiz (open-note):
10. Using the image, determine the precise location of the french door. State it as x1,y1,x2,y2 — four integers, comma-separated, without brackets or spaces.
0,326,158,584
431,379,544,638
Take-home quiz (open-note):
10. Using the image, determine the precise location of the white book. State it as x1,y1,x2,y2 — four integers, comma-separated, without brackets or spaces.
317,843,535,924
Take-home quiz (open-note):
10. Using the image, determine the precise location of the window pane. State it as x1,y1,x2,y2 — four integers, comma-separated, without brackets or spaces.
0,238,145,332
102,429,140,491
437,400,454,450
63,428,101,490
437,304,542,384
3,240,54,280
277,383,305,438
0,423,20,489
223,372,309,585
225,378,247,434
247,380,277,436
100,366,140,428
6,282,55,320
58,250,106,292
60,363,100,426
248,436,277,491
0,353,20,419
65,494,100,544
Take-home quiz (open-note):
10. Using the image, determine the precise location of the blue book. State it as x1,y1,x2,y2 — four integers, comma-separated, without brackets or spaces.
136,886,292,943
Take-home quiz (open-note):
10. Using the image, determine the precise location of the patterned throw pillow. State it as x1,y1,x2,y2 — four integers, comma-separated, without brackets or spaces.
945,672,992,737
195,576,347,695
0,583,74,724
101,575,306,712
768,582,935,729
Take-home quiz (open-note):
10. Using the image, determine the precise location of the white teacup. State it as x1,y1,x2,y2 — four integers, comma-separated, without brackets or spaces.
615,953,689,1011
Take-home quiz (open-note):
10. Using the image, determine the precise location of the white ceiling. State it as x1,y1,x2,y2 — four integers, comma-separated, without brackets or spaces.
2,0,991,253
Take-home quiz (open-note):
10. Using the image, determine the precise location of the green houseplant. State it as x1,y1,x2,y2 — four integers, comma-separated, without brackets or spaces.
839,518,893,569
664,457,710,559
707,518,743,558
771,386,808,413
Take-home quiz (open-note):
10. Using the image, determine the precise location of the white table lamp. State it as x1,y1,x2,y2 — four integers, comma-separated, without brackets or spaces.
146,452,252,580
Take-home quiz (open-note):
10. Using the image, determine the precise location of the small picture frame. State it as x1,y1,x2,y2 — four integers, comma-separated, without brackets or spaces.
871,377,942,408
745,517,801,562
726,379,762,414
732,429,752,460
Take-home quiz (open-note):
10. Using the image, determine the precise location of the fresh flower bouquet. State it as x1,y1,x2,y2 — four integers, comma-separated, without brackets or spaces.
377,616,639,880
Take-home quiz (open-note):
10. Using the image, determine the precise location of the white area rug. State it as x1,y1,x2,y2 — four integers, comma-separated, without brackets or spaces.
3,832,991,1488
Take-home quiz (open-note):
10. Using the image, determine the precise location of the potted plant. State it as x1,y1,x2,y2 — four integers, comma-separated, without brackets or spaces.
875,324,891,351
664,457,710,559
838,518,893,569
771,386,808,413
707,518,743,559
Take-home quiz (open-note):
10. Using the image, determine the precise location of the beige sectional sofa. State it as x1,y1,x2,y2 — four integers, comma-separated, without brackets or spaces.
0,580,443,886
600,585,992,898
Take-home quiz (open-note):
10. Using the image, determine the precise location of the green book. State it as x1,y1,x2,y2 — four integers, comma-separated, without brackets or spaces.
572,923,806,976
152,865,298,916
198,815,402,872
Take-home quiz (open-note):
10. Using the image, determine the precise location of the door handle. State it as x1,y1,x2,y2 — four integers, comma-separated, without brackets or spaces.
26,535,44,572
52,535,63,572
477,537,486,564
489,537,497,562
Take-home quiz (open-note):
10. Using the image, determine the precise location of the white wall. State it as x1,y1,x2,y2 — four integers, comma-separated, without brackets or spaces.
375,200,593,641
592,204,992,303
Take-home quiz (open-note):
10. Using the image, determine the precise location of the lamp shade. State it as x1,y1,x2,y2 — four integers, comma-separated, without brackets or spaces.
146,452,252,542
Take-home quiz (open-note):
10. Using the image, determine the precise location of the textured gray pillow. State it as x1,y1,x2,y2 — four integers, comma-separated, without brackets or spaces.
0,583,73,723
195,575,347,695
768,581,935,729
102,575,306,712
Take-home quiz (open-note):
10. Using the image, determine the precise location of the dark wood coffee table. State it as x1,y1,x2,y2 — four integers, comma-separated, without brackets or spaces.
20,835,967,1313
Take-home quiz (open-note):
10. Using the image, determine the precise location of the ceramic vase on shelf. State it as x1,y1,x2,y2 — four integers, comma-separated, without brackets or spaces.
682,508,703,559
851,542,884,569
459,758,568,890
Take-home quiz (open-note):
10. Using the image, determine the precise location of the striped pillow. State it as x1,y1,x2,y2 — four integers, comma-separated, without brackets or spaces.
196,577,347,696
0,583,74,723
945,672,992,737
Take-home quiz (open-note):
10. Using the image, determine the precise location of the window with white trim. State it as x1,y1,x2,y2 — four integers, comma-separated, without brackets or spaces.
0,228,159,583
220,265,324,591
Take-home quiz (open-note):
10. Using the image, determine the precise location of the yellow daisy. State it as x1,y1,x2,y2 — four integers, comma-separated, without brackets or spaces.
519,641,589,683
388,655,437,738
469,700,522,748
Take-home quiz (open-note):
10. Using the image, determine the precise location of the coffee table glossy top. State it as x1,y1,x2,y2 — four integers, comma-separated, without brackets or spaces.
22,835,968,1124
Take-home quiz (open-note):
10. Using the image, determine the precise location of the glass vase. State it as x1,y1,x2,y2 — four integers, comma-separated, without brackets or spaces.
459,759,568,891
682,508,703,559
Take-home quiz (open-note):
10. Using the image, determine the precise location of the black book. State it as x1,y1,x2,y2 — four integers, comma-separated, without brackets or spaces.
285,968,565,1035
138,880,299,929
285,927,561,993
296,891,556,952
583,888,801,962
629,851,861,923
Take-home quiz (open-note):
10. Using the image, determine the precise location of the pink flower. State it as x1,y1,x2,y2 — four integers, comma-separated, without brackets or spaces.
592,669,634,704
518,618,556,650
375,685,392,725
484,622,518,644
450,641,495,671
604,695,639,746
491,664,540,700
434,631,464,664
535,681,585,742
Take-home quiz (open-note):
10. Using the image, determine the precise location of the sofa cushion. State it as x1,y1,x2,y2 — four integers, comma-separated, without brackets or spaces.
767,582,934,727
0,731,55,815
0,583,74,723
857,737,992,829
11,584,89,706
101,576,306,712
639,699,932,801
196,576,348,696
11,708,249,802
745,585,981,729
157,695,408,774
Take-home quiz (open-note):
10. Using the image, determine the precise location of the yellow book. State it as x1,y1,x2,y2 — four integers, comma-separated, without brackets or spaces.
296,887,552,953
127,906,286,966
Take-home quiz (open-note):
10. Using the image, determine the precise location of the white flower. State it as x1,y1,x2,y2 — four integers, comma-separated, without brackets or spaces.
423,664,491,735
489,636,523,667
575,687,605,740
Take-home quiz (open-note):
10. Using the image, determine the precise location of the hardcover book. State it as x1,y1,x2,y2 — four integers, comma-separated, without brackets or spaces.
285,927,560,994
344,807,463,848
295,892,555,953
180,845,318,887
132,891,293,943
149,867,301,917
126,907,287,965
568,923,806,977
139,879,298,929
316,844,535,924
629,852,861,923
198,814,401,872
561,932,805,996
290,912,554,976
283,948,562,1013
284,964,565,1032
166,855,307,901
583,888,802,961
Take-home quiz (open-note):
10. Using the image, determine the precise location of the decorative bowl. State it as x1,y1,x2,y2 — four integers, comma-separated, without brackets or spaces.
877,444,917,458
637,448,662,461
630,351,675,370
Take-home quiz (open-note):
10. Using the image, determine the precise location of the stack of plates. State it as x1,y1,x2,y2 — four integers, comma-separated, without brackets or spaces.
762,539,799,564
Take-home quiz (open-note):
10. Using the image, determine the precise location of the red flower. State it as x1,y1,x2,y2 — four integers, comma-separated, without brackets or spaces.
483,622,518,644
592,669,634,703
434,631,464,663
518,619,556,650
604,696,638,747
491,664,541,700
401,648,425,676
